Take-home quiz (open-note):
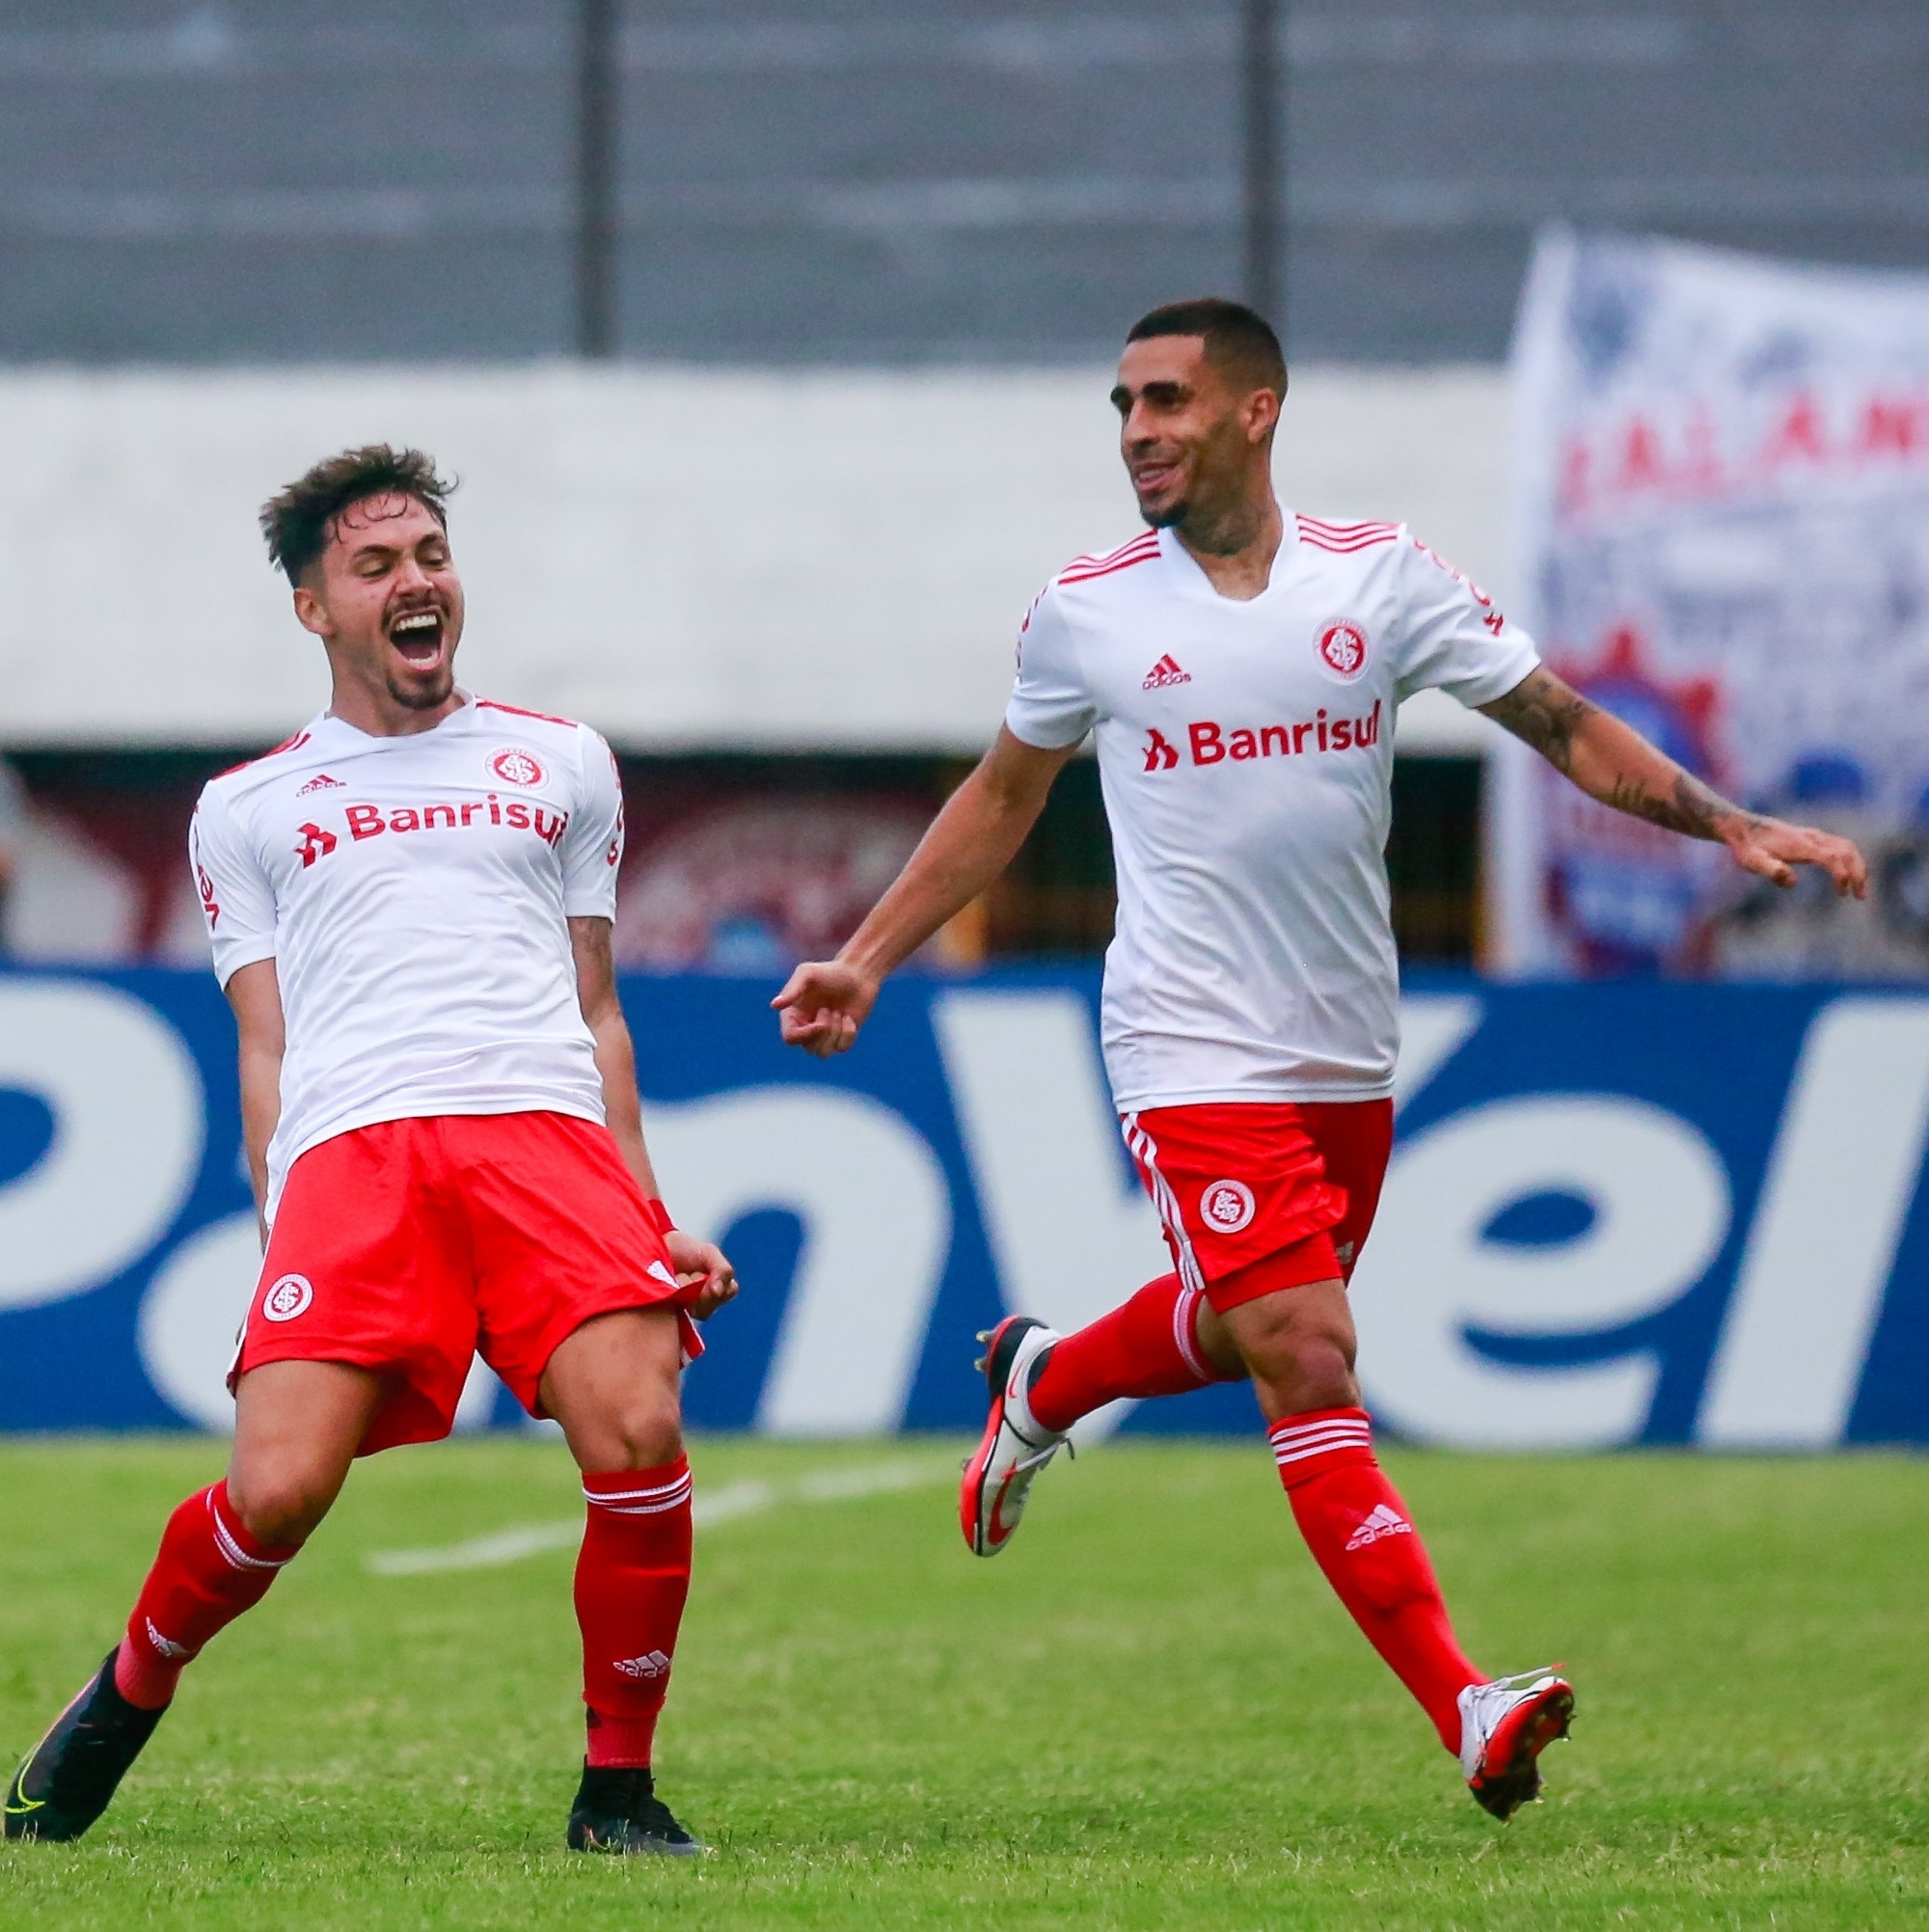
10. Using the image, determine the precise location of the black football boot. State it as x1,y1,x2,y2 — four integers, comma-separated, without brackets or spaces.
566,1763,704,1856
6,1647,168,1842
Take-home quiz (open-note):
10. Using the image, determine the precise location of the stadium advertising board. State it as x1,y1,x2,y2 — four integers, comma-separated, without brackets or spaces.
1500,229,1929,978
1,966,1925,1449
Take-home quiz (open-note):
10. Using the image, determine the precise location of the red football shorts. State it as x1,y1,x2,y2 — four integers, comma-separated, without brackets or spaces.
233,1111,698,1455
1122,1099,1395,1313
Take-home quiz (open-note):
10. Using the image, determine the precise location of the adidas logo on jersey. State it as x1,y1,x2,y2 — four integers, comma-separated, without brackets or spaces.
1345,1503,1412,1551
296,773,345,795
1142,654,1192,690
613,1649,672,1680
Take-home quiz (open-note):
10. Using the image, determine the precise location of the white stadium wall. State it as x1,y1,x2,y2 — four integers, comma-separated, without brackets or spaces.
0,364,1508,756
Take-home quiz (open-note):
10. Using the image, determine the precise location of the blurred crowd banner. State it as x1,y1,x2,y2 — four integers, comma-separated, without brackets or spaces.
3,966,1928,1449
1497,230,1929,977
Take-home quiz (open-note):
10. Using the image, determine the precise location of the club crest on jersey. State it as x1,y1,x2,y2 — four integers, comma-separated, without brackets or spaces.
486,746,546,788
1142,654,1192,690
1200,1179,1256,1233
1316,618,1371,682
261,1273,313,1322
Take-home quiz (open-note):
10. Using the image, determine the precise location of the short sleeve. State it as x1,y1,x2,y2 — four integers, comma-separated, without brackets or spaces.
1003,584,1098,749
190,784,278,987
1393,533,1539,708
559,729,624,918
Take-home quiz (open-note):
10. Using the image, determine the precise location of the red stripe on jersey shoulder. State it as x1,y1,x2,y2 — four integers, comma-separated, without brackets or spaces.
1297,513,1399,554
1058,531,1161,585
476,697,580,728
215,729,312,779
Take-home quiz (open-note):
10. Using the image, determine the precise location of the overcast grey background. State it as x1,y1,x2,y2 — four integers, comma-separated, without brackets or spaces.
3,1,1924,366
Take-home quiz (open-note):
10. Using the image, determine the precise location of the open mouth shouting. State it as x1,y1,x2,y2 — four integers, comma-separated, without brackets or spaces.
386,604,448,677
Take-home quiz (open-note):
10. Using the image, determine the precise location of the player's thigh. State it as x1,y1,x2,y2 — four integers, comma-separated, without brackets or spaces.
1301,1099,1395,1275
1127,1101,1346,1291
539,1307,685,1472
228,1358,388,1544
239,1121,476,1456
456,1113,685,1426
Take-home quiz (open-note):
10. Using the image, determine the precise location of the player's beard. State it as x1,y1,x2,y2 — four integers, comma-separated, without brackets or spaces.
1140,498,1188,529
388,662,455,710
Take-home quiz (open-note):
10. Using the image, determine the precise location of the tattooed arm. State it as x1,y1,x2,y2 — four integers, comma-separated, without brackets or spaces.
1479,667,1868,898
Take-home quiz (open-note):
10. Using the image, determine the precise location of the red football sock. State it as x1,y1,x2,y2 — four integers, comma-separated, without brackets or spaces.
578,1457,694,1769
114,1483,300,1711
1269,1408,1484,1754
1027,1272,1238,1432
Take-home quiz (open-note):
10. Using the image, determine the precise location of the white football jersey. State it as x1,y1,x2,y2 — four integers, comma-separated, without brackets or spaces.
190,693,624,1220
1005,516,1538,1109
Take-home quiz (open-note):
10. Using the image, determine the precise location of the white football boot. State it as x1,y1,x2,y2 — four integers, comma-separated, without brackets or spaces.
960,1316,1068,1556
1457,1668,1575,1820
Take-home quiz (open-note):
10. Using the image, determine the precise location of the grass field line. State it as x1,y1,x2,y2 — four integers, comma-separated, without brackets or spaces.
363,1455,958,1576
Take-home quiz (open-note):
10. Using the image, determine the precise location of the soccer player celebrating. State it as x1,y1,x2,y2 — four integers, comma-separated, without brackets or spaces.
7,447,735,1855
774,300,1866,1819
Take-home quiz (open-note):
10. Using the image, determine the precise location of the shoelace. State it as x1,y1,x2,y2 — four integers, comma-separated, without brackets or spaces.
1013,1436,1073,1476
1478,1665,1561,1699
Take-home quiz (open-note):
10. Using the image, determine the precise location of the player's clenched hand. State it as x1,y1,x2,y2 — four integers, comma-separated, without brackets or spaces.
1722,814,1868,898
666,1229,738,1320
773,960,879,1057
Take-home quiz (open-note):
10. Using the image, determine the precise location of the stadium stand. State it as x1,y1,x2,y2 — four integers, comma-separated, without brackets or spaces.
0,2,1924,365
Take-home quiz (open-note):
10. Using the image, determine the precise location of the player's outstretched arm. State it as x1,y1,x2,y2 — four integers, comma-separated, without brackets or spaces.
569,915,738,1318
1480,666,1868,898
226,958,285,1249
774,726,1076,1058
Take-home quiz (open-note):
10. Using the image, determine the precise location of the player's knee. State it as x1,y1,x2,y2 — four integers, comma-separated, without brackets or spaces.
226,1468,333,1547
1246,1331,1359,1415
602,1387,684,1471
1288,1337,1360,1410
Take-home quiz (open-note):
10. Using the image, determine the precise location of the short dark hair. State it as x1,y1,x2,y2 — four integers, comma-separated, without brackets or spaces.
259,444,455,585
1126,297,1288,398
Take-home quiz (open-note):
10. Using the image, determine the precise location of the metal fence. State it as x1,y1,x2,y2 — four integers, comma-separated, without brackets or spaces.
5,2,1926,365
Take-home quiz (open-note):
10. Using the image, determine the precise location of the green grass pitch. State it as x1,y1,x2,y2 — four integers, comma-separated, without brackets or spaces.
2,1434,1926,1929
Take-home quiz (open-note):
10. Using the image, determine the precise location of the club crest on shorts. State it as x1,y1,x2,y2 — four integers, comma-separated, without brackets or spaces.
1199,1179,1256,1234
1315,617,1371,683
486,746,546,788
260,1273,313,1322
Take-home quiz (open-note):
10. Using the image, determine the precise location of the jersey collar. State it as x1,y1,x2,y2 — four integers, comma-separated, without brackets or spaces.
1155,514,1297,606
314,687,479,748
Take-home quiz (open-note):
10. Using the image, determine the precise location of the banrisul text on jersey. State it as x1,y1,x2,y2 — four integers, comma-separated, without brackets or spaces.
189,694,626,1222
1004,518,1538,1112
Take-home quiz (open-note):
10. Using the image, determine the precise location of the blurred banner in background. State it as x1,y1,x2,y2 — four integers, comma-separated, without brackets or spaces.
1497,230,1929,977
3,966,1928,1450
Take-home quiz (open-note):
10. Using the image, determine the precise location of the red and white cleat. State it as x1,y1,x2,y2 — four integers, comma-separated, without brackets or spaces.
1458,1669,1575,1821
960,1316,1067,1557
